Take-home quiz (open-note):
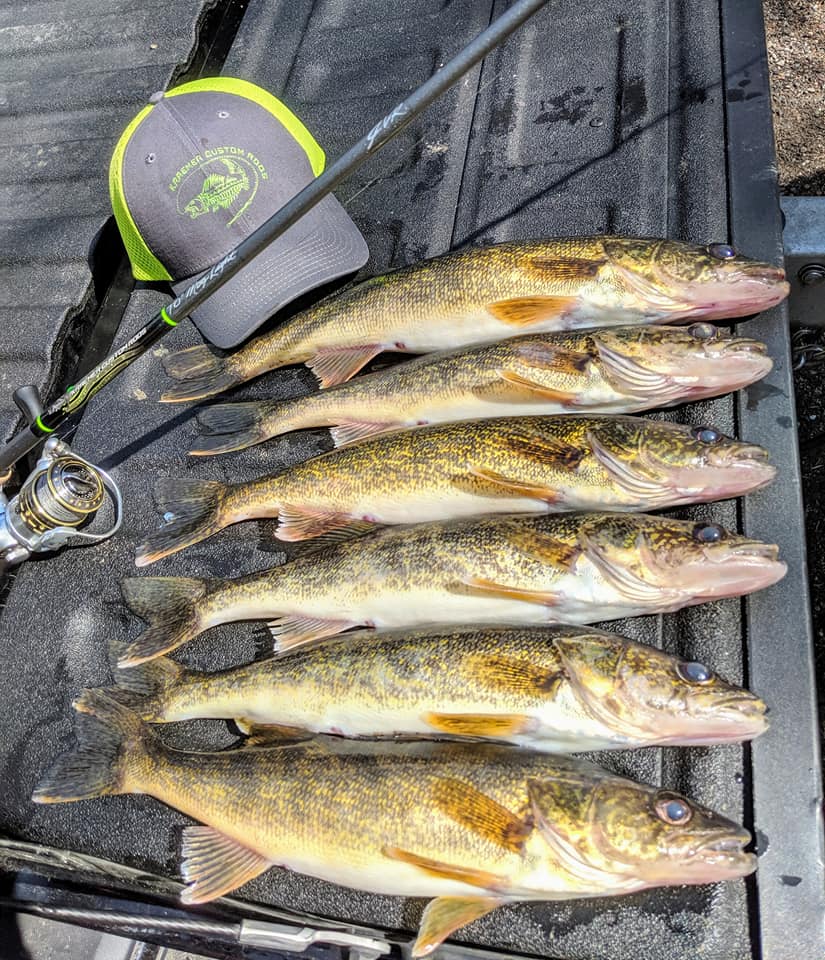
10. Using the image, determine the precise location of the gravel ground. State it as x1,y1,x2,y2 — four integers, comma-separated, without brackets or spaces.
764,0,825,193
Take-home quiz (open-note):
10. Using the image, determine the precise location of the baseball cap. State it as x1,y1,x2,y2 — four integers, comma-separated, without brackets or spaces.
109,77,369,348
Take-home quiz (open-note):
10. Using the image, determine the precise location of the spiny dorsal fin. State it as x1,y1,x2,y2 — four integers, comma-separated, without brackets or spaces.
413,896,504,957
465,653,564,697
180,826,270,903
528,254,607,280
507,529,581,572
501,429,585,469
430,777,533,853
513,340,592,374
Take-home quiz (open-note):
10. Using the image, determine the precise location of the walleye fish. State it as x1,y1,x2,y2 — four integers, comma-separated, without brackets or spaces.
109,625,768,751
136,415,775,565
34,692,756,956
121,512,786,665
160,237,788,401
190,323,773,456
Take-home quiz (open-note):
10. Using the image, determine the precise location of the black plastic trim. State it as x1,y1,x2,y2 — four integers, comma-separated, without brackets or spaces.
721,2,825,958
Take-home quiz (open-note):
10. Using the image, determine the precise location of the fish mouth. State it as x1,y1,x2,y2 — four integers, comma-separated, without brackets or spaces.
685,278,790,319
740,263,787,283
657,696,769,745
717,337,769,357
684,546,786,600
685,830,756,879
670,452,776,499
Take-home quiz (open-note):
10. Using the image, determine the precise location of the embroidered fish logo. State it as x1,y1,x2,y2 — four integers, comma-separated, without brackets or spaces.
184,158,252,225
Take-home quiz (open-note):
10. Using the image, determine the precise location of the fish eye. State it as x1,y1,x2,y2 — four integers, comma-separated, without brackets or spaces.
677,660,713,684
708,242,736,260
687,322,718,340
693,523,725,543
692,425,722,444
655,794,693,825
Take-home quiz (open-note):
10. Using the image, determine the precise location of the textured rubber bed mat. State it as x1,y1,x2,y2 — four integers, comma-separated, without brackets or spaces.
0,0,218,440
0,2,821,960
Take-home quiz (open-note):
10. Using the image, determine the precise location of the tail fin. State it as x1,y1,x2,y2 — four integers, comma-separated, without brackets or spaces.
190,401,281,456
32,690,154,803
136,478,230,565
160,346,244,403
120,576,211,665
106,640,185,719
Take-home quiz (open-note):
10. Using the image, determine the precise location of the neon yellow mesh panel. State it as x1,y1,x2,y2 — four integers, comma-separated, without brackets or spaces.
109,103,173,282
109,78,327,282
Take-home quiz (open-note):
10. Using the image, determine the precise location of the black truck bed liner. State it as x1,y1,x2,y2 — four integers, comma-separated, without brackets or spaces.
0,2,822,959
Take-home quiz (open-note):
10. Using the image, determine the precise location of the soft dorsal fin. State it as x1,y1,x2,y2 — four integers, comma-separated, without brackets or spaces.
330,420,400,448
430,777,533,853
268,615,360,653
413,896,504,957
180,825,271,903
307,345,383,388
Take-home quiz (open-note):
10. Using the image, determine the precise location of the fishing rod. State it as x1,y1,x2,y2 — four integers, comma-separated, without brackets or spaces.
0,0,550,566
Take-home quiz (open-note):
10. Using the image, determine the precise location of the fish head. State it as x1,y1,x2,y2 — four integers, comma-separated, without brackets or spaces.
529,773,755,888
553,632,768,745
592,324,773,399
586,418,776,502
602,237,789,320
579,513,786,603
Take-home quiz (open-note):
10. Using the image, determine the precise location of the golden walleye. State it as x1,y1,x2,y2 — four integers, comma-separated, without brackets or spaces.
35,692,756,956
160,237,788,401
137,415,775,564
110,624,768,751
190,323,773,456
122,512,786,665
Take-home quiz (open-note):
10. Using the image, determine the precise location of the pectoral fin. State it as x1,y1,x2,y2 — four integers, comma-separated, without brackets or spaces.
507,530,581,571
454,576,560,606
514,340,592,374
454,467,561,503
413,897,504,957
430,777,534,853
472,373,579,406
307,345,383,388
180,826,271,903
383,846,503,890
423,711,536,739
488,296,577,327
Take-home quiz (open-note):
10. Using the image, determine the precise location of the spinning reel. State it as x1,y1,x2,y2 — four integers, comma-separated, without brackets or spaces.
0,386,122,569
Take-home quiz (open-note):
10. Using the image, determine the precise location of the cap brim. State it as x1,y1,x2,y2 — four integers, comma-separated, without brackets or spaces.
172,192,369,349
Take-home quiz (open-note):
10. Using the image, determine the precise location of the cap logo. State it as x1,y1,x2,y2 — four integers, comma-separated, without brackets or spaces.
168,146,268,227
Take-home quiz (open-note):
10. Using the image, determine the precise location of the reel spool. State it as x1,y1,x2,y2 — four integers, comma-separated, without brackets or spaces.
0,385,122,568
